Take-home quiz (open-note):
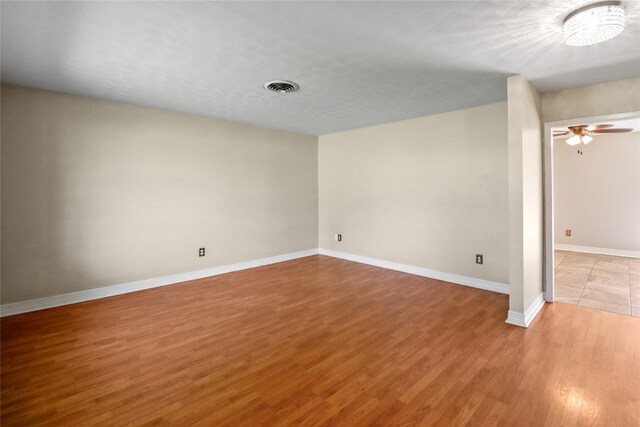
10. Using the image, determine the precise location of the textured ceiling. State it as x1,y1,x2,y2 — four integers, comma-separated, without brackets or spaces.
2,1,640,135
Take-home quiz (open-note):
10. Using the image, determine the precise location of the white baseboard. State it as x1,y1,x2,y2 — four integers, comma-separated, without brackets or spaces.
2,248,510,318
505,293,545,328
555,244,640,259
0,249,319,317
318,248,509,295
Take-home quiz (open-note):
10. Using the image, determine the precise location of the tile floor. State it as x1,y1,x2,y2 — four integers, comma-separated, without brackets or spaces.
554,250,640,317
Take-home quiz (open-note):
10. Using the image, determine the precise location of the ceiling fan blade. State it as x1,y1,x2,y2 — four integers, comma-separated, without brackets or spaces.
590,128,634,133
553,131,569,136
587,124,614,130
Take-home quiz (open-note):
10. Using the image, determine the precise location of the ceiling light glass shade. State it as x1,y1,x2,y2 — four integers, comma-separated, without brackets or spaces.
566,135,581,145
581,135,593,144
564,2,625,46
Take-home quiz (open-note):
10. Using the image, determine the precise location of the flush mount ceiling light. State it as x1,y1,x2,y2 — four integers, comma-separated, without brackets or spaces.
563,1,625,46
264,80,299,94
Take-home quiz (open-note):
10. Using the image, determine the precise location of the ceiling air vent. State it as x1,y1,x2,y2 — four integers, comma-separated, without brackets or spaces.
264,80,299,94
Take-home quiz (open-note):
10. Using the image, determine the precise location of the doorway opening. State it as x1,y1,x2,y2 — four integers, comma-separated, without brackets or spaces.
544,112,640,317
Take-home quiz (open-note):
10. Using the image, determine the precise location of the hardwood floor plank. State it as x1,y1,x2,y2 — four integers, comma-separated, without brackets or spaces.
2,255,639,426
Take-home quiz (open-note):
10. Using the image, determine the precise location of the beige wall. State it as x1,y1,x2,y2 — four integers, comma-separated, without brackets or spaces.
1,85,318,303
319,102,509,284
507,75,543,315
542,77,640,123
4,76,639,310
543,76,640,297
554,131,640,252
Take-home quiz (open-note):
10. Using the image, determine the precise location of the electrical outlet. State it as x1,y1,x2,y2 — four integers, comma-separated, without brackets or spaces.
199,248,205,257
476,254,483,265
565,229,571,237
335,233,342,242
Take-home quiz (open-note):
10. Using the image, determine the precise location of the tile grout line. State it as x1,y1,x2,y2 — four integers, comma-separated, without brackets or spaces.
577,261,591,305
577,258,595,306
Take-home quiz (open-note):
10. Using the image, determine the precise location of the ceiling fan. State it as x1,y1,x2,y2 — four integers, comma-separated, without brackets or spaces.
553,124,634,146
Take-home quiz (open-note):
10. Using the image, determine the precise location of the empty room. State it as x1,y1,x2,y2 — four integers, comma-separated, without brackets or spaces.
551,117,640,314
1,1,639,426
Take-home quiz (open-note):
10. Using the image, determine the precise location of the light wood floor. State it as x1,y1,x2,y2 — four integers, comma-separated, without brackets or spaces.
555,250,640,316
2,255,639,426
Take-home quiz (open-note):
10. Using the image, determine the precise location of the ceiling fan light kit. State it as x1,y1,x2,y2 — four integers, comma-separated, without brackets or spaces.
554,123,634,146
566,135,581,146
563,1,625,46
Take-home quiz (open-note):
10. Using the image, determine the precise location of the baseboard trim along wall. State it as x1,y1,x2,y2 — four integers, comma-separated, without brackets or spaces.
318,248,509,295
555,244,640,259
505,293,545,328
2,248,511,317
0,249,319,317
